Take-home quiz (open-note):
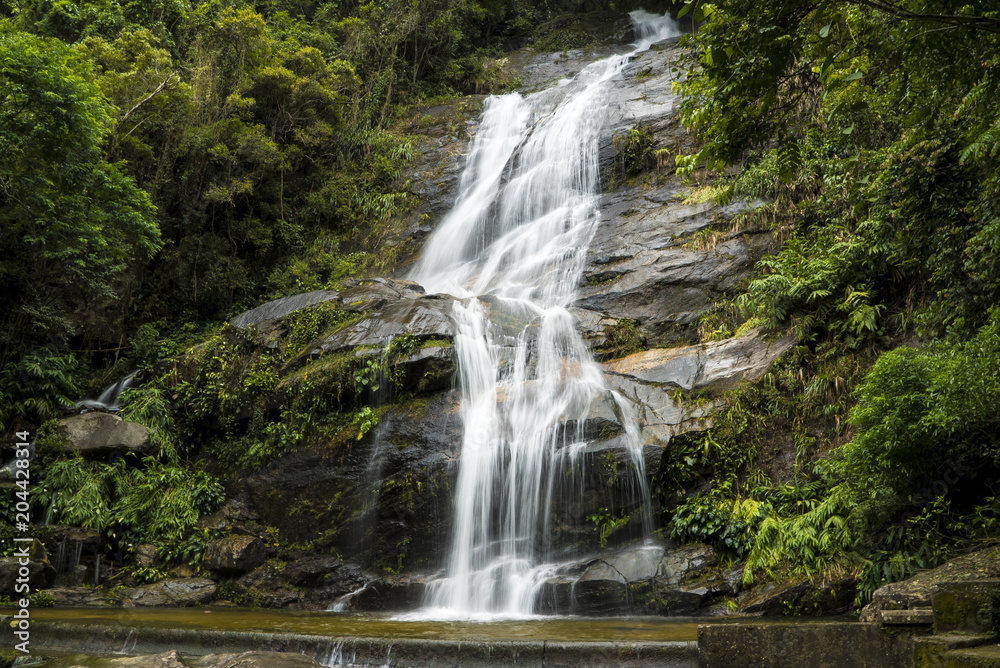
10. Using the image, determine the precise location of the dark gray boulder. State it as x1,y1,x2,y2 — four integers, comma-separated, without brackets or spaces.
0,557,55,594
114,577,217,606
204,536,266,575
229,290,340,330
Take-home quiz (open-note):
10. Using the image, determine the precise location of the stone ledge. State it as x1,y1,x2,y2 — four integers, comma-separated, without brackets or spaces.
881,608,934,625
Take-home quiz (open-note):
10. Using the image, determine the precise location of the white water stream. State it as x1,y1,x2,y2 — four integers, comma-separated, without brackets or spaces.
409,11,681,618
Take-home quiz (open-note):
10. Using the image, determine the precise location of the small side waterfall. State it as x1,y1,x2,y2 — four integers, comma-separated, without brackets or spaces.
75,370,140,412
409,11,681,618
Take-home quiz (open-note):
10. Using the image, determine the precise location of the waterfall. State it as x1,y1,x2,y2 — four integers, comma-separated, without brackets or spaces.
409,11,681,618
75,369,140,413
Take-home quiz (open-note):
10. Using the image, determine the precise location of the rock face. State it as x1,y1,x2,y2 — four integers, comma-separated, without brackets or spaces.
46,586,116,606
57,412,155,456
230,290,341,329
204,536,266,575
305,294,456,356
237,389,462,574
532,542,734,616
571,38,776,347
737,574,858,616
604,330,796,394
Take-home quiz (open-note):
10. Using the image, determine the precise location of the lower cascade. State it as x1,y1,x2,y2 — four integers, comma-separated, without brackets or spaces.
408,10,681,618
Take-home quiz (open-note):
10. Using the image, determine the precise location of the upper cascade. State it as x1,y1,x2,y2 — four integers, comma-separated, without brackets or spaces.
407,11,681,618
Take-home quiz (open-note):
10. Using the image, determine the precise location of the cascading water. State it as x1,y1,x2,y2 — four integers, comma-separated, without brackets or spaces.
409,11,681,618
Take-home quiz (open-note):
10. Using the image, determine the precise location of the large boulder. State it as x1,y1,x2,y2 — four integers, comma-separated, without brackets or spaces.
114,578,217,606
229,290,341,330
338,278,425,312
306,294,456,356
204,536,266,575
536,542,732,616
0,557,55,594
46,585,116,606
57,413,155,457
603,329,795,396
860,545,1000,622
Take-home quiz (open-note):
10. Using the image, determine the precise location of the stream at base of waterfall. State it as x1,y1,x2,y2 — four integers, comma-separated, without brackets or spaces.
406,10,682,619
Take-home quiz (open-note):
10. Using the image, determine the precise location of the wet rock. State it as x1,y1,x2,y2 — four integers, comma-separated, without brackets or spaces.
338,278,426,312
531,11,636,52
596,331,792,448
189,652,323,667
384,97,485,263
538,542,731,615
237,390,461,574
204,536,266,575
602,329,795,397
299,562,371,609
573,42,782,345
46,585,115,607
504,45,628,94
0,557,55,594
394,345,456,394
736,573,858,616
168,564,198,578
230,554,371,610
57,413,155,457
603,370,715,448
229,290,340,330
134,544,158,568
656,542,719,587
83,650,187,667
860,545,1000,622
577,224,772,345
115,578,217,606
738,577,812,615
352,575,428,612
309,294,456,355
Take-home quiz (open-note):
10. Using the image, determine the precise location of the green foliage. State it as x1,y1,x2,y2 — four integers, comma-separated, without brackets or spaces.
351,406,379,440
0,349,80,429
33,456,225,546
129,565,169,584
610,125,654,186
587,507,629,548
0,28,160,369
670,488,763,557
743,484,853,584
842,312,1000,502
596,318,646,360
159,527,219,568
119,384,179,460
675,0,1000,346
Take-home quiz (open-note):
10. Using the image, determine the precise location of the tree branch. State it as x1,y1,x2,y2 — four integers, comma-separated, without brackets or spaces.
846,0,1000,34
116,72,180,130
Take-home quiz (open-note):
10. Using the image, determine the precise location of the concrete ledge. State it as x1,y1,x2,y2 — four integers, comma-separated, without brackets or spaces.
25,620,698,667
698,621,916,668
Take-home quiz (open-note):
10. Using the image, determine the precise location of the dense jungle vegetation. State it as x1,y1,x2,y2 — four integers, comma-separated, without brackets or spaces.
3,0,1000,608
664,0,1000,600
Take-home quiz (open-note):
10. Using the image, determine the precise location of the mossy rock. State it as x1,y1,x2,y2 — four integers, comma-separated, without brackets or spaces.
532,11,635,52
